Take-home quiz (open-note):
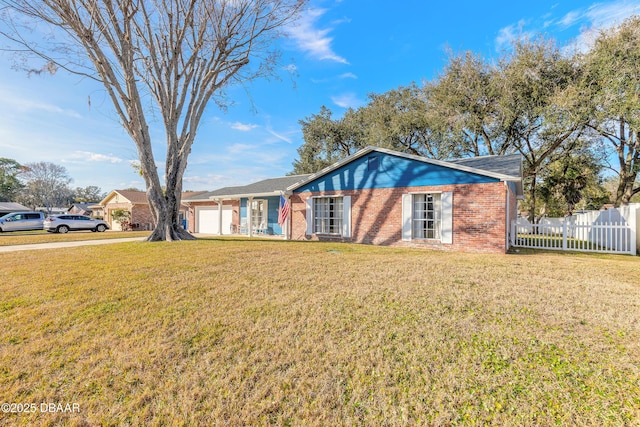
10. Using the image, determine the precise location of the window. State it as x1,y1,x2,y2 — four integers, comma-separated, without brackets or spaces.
306,195,351,237
367,156,379,171
250,200,267,228
402,191,452,244
412,193,441,239
314,197,343,234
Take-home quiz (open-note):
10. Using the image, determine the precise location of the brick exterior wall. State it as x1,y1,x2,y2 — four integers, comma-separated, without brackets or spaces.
290,181,512,253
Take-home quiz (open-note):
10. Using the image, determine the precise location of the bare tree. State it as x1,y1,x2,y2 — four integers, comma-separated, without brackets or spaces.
0,0,306,240
17,162,73,212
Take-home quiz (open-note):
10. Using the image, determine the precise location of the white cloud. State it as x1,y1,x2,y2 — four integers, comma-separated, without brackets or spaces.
331,92,363,109
266,127,293,144
226,143,256,154
230,121,258,131
339,72,358,80
558,10,582,28
495,19,536,51
573,0,640,51
497,0,640,52
584,1,640,27
287,8,349,64
65,151,124,163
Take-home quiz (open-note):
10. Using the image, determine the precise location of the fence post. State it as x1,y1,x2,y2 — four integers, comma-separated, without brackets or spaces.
562,218,568,250
630,205,638,256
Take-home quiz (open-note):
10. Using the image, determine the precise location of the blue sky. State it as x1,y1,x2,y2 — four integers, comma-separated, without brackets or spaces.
1,0,639,193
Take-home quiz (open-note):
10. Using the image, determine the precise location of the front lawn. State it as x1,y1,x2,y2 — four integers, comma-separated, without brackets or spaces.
1,239,639,425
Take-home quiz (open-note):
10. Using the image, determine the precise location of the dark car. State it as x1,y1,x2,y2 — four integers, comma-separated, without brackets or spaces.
43,214,109,233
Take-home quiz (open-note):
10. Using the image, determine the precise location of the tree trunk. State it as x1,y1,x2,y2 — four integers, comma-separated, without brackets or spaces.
145,190,195,242
144,134,197,242
528,174,538,225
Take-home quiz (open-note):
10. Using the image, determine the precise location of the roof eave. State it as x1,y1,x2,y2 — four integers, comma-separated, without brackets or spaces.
209,191,284,200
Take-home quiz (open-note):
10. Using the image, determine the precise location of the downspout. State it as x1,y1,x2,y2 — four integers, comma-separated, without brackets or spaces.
505,181,510,251
285,193,291,240
217,199,223,236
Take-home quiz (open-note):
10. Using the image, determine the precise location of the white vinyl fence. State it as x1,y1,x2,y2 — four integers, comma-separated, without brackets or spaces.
511,204,639,255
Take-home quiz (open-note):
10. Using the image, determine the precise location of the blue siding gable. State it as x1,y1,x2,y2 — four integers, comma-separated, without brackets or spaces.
294,152,499,193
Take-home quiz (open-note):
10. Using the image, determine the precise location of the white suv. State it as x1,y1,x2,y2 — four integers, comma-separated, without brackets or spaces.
43,215,109,233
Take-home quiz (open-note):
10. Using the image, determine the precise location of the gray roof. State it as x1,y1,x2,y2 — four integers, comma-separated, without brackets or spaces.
447,153,522,178
69,202,97,211
184,148,523,202
183,174,312,201
0,202,31,212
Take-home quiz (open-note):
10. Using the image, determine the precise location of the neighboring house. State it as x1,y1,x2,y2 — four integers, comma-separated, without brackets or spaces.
100,190,205,231
88,203,105,219
37,207,67,215
186,146,523,253
0,202,31,216
68,202,97,217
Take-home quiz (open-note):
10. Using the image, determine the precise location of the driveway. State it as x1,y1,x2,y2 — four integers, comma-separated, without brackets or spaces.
0,237,145,253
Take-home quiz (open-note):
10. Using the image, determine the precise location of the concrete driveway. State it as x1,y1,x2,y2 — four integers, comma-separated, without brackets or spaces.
0,237,145,253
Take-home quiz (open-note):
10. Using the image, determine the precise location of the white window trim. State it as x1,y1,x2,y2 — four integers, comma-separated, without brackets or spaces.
402,191,453,244
306,195,351,238
411,193,442,241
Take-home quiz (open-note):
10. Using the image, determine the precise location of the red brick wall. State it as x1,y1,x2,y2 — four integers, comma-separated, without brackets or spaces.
290,182,510,253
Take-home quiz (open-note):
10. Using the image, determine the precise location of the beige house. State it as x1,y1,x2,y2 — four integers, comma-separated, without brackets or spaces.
100,190,205,231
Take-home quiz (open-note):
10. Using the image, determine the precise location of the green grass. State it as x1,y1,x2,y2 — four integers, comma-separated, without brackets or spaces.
0,230,151,246
1,238,639,425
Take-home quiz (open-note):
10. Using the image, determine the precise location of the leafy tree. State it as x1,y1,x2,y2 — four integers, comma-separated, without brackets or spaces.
424,50,508,157
497,37,590,221
0,158,25,202
1,0,306,241
17,162,73,212
292,106,362,174
535,150,610,216
73,186,105,203
581,15,640,206
359,83,458,159
292,84,459,174
110,208,131,229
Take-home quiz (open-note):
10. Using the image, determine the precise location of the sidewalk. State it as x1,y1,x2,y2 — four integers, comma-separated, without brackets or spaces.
0,237,145,253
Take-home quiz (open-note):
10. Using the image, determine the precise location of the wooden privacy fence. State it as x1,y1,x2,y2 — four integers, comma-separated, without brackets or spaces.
511,220,635,254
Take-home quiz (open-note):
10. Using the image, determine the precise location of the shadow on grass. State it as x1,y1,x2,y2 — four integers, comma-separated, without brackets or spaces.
507,247,639,260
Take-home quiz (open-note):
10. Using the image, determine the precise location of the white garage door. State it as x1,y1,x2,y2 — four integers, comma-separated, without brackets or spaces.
196,206,233,235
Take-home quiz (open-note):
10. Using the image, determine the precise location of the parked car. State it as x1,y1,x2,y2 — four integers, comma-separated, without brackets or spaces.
43,214,109,233
0,212,45,232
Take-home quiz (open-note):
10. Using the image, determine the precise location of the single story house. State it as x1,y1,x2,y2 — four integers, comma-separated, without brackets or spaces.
0,202,31,216
100,189,205,230
185,147,523,253
68,202,98,217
